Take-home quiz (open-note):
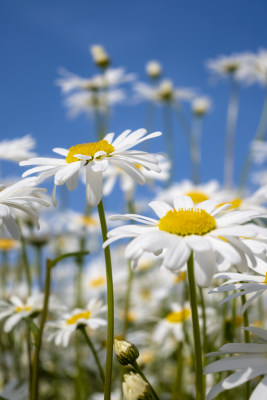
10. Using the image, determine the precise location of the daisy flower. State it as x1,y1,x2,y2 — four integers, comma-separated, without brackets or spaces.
155,179,221,206
104,195,264,286
204,328,267,399
153,303,191,343
0,294,44,332
0,134,36,163
0,178,49,239
238,48,267,86
46,298,107,347
206,52,253,81
19,129,162,207
134,79,195,105
191,96,212,116
146,60,162,79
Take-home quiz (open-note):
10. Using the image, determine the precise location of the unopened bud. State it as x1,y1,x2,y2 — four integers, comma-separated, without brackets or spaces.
123,372,152,400
192,96,211,116
90,45,110,68
158,79,173,101
114,339,139,365
146,61,162,79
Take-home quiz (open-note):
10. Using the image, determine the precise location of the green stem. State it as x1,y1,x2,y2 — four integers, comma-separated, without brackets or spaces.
20,229,32,295
187,252,204,400
122,263,134,339
97,200,114,400
79,325,105,383
224,76,240,189
75,236,86,307
171,342,183,400
190,115,203,185
241,294,250,400
31,258,52,400
132,360,160,400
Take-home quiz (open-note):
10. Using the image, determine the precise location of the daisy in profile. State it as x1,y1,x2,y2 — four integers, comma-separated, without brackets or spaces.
0,134,36,163
46,298,106,347
0,294,44,332
0,178,49,239
205,328,267,399
20,129,162,207
104,195,265,286
206,52,253,81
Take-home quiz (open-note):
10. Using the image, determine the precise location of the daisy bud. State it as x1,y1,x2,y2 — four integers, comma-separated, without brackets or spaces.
192,96,211,116
123,372,152,400
90,45,110,68
146,61,162,79
158,79,173,101
114,339,139,365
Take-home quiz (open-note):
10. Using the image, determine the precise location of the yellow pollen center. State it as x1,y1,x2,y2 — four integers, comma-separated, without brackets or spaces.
66,311,91,325
218,198,243,210
185,191,209,204
166,309,191,323
65,140,115,163
264,273,267,285
16,305,32,313
79,215,98,227
0,238,17,251
158,208,216,236
174,271,187,284
127,311,137,322
90,277,106,288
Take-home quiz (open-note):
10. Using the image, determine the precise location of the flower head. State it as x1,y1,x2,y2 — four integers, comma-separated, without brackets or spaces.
104,195,265,286
20,129,162,207
123,372,152,400
0,135,36,163
146,61,162,79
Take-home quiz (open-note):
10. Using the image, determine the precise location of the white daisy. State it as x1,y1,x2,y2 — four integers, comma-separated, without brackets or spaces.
104,195,265,286
0,178,49,239
146,61,162,79
251,140,267,165
204,328,267,399
238,48,267,86
19,129,162,207
134,79,195,104
191,96,212,116
46,298,107,347
0,294,44,332
0,134,36,163
153,303,191,343
206,52,253,81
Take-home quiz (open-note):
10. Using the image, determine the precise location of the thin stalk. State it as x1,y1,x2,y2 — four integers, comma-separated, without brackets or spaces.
97,200,114,400
187,252,204,400
231,297,237,342
20,229,32,295
171,342,183,400
79,325,105,383
162,103,175,181
31,259,52,400
1,250,8,296
131,360,160,400
224,75,240,189
239,85,267,194
241,294,250,400
199,288,207,357
190,115,203,185
25,321,33,397
75,236,86,307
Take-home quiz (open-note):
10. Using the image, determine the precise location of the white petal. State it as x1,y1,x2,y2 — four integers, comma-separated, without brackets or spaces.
250,375,267,400
173,195,194,210
85,166,103,207
148,201,172,218
54,162,82,185
163,239,190,271
194,250,216,287
184,235,211,252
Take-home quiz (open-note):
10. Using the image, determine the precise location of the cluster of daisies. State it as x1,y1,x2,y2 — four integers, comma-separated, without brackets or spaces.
2,46,267,400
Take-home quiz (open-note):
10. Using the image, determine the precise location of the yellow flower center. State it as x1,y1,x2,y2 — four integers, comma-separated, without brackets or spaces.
158,208,216,236
66,311,91,325
0,238,17,251
166,308,191,323
79,215,98,227
174,271,187,284
185,191,209,204
90,277,106,288
218,198,243,210
127,311,137,322
65,140,115,163
16,305,32,313
264,272,267,285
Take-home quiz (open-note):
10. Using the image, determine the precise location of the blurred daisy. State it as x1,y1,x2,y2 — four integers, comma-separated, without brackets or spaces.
206,52,253,81
153,303,191,343
20,129,162,207
155,179,221,206
191,96,212,116
251,140,267,165
102,154,170,201
0,134,36,163
105,195,264,286
46,298,107,347
217,186,267,212
238,48,267,86
205,328,267,399
0,178,49,239
134,79,195,104
0,294,44,332
146,61,162,79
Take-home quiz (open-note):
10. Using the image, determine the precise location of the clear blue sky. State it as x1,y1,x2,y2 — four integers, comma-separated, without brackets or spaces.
1,0,267,210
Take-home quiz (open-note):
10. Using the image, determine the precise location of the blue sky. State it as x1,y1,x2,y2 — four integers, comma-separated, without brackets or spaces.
1,0,267,211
